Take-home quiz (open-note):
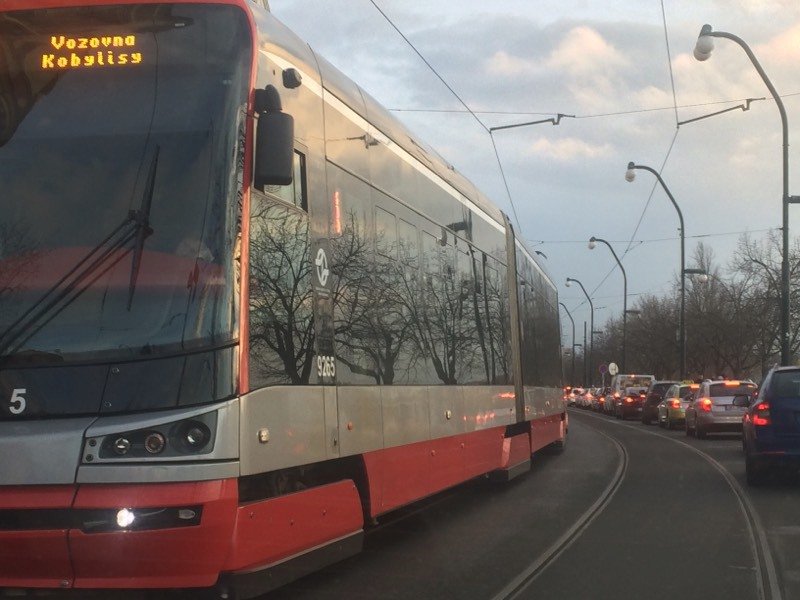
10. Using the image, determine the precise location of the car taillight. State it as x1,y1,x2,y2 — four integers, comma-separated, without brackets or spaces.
752,402,771,426
624,397,633,404
614,392,620,399
599,397,605,404
669,399,680,409
699,398,712,412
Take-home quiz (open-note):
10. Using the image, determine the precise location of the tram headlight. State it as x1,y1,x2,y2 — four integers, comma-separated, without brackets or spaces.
144,432,166,454
116,508,136,528
93,412,217,461
177,420,211,452
113,437,131,455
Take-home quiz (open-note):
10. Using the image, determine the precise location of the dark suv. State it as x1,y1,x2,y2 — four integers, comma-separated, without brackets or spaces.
641,380,680,425
743,367,800,485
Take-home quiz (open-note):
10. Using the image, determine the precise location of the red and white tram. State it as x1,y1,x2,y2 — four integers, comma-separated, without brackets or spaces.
0,0,565,596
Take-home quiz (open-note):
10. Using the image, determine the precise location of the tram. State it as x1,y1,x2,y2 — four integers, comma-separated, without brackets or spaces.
0,0,565,597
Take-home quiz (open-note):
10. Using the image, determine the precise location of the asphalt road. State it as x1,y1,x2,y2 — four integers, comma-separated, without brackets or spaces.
260,409,799,600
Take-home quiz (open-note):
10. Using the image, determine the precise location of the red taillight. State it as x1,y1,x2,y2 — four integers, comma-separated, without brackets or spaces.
624,397,633,404
699,398,712,412
614,392,620,399
599,397,605,404
753,402,771,426
669,399,680,409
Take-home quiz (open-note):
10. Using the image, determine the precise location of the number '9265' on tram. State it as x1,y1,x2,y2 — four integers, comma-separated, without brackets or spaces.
0,0,564,597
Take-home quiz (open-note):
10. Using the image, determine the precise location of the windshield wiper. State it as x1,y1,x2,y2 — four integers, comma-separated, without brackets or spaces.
127,145,158,309
0,147,160,357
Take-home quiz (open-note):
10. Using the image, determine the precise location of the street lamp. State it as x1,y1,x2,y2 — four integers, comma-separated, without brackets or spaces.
589,236,628,371
559,302,576,385
684,268,709,283
626,161,688,378
566,277,594,385
694,24,798,365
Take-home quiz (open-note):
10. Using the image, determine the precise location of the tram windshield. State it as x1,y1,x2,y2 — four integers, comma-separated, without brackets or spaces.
0,4,251,364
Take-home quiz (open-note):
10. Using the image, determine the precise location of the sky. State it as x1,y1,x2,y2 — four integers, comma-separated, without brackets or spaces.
267,0,800,347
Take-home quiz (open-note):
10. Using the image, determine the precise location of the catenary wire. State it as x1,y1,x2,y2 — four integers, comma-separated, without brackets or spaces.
368,0,524,233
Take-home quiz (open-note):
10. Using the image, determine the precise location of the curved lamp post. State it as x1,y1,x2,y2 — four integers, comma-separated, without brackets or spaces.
626,162,688,379
559,302,576,385
566,277,594,385
694,24,796,365
589,236,628,371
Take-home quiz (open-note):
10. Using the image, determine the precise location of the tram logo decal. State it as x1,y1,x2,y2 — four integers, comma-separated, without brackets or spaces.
315,248,330,287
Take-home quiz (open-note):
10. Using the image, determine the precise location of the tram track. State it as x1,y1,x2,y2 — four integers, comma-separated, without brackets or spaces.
573,410,782,600
491,426,629,600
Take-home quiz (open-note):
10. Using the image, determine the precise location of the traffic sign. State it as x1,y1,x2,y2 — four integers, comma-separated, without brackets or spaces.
599,363,608,374
608,362,619,376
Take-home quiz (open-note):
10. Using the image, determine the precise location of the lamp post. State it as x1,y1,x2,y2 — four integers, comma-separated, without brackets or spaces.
566,277,594,385
625,162,688,379
589,236,628,371
694,24,797,365
559,302,576,385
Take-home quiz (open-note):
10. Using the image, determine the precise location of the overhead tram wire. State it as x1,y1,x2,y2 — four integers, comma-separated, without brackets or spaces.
368,0,524,233
661,0,680,127
388,92,800,119
528,226,778,245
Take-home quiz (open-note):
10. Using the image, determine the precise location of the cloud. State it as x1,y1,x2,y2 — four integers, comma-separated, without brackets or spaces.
546,26,629,76
527,136,613,161
756,22,800,64
485,50,541,77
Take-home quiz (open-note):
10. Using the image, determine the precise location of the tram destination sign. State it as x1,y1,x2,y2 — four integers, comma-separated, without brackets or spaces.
41,34,143,71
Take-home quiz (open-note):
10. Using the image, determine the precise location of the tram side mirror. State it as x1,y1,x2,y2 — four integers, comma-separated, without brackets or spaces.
254,85,294,188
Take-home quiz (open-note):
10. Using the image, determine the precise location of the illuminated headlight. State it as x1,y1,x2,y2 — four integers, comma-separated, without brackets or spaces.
79,506,203,533
116,508,136,528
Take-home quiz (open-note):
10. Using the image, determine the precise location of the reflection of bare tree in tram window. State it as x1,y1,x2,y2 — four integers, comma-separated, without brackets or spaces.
484,261,511,384
333,205,418,384
331,208,375,383
248,198,314,387
416,232,475,385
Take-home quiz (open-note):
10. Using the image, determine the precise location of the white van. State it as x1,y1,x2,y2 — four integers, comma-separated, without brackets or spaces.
607,373,655,415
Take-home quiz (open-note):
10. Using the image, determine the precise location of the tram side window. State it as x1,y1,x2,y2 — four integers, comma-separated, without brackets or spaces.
398,218,419,285
263,151,307,210
248,195,314,388
484,259,511,385
375,206,398,262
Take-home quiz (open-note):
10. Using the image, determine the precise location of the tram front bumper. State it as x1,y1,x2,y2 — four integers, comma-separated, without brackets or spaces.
0,479,238,590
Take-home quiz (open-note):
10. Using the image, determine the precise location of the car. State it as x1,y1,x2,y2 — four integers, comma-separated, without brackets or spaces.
656,382,699,429
743,366,800,485
591,387,611,412
564,387,576,406
567,387,585,407
579,388,594,409
641,380,680,424
685,379,757,439
609,373,655,418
